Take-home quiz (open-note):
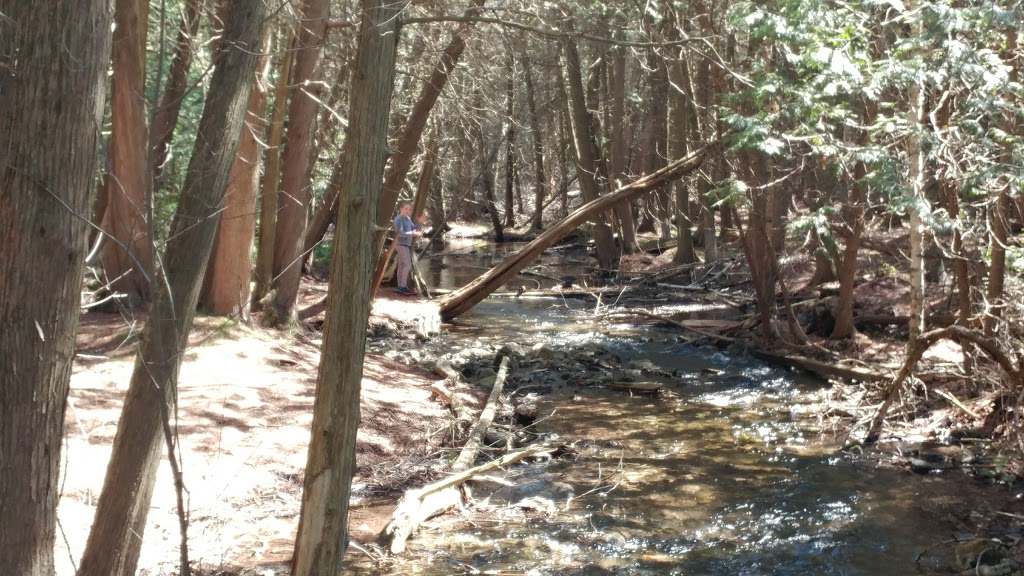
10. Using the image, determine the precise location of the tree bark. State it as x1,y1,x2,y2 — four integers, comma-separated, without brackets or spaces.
267,0,330,325
523,54,547,231
986,28,1017,336
503,50,517,229
561,29,618,270
439,139,721,321
609,45,638,253
101,0,153,306
667,38,697,265
0,3,110,574
907,64,927,343
831,102,875,339
150,0,204,187
199,25,272,317
77,3,266,573
252,28,297,308
290,2,399,572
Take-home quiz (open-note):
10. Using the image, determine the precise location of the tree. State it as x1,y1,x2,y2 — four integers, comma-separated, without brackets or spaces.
199,21,273,317
290,0,400,571
266,0,330,326
523,53,547,231
77,1,267,572
0,3,111,574
561,25,618,270
101,0,154,305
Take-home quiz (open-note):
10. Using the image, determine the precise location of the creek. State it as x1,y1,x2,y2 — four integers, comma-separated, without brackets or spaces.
353,239,1012,575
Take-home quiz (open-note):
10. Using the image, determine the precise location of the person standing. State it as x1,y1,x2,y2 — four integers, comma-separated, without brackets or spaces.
393,203,426,294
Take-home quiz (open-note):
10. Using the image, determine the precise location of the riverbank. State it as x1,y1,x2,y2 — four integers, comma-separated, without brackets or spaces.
58,226,1024,575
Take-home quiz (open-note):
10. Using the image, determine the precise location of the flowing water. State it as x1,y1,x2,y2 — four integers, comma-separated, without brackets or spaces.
353,239,1004,575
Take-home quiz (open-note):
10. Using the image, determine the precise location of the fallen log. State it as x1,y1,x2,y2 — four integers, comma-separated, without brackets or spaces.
749,350,891,383
381,443,550,554
438,139,722,321
382,356,514,554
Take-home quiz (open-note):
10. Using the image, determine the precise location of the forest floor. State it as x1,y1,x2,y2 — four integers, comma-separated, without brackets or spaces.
58,223,1024,575
59,288,478,576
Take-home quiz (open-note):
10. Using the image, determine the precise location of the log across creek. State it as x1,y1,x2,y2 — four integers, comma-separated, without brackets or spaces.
437,139,721,321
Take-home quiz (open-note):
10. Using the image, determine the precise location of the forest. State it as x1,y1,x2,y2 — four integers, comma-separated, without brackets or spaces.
1,0,1023,574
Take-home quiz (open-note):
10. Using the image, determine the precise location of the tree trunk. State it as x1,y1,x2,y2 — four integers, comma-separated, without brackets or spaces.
523,54,547,231
561,30,618,270
480,130,505,242
667,40,697,265
150,0,203,187
503,50,516,228
986,28,1017,336
252,28,297,308
695,55,718,262
371,0,487,278
907,65,927,343
76,3,266,573
440,140,720,321
0,3,110,574
101,0,153,306
199,26,272,317
831,102,875,339
267,0,329,326
645,47,671,241
290,2,399,572
609,45,638,253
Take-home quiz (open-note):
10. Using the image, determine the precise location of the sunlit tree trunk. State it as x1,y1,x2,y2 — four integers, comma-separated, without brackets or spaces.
523,54,547,231
199,26,272,318
0,3,110,574
76,3,267,573
290,2,399,572
906,4,927,343
101,0,153,306
267,0,329,325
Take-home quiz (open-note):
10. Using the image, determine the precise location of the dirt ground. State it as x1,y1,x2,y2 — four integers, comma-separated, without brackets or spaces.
57,288,477,576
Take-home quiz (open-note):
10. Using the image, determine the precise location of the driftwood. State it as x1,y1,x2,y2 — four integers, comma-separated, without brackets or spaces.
381,444,549,554
750,350,890,383
438,139,721,321
382,356,513,554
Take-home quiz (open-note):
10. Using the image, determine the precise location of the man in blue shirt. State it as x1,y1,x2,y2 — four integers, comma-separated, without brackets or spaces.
393,203,426,294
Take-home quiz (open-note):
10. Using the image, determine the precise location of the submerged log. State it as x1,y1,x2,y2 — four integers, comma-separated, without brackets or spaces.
608,381,663,394
438,139,722,321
